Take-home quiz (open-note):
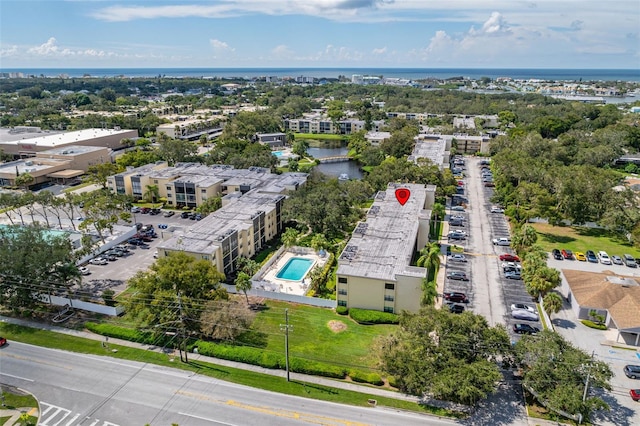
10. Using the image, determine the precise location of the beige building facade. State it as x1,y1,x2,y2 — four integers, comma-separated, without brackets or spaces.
336,183,436,313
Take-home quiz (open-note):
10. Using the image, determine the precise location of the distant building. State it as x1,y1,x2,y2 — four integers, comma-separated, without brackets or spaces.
253,132,287,148
155,117,224,141
336,183,436,313
0,128,136,157
365,131,391,146
409,135,451,169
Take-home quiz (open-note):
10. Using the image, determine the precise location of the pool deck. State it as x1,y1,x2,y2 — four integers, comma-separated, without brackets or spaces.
258,250,327,296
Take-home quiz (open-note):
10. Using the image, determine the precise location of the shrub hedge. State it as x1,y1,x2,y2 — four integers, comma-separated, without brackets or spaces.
349,308,399,325
349,370,384,386
336,306,349,315
580,319,608,330
85,322,157,344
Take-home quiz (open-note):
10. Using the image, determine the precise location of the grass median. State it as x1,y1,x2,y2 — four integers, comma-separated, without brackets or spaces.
0,322,465,419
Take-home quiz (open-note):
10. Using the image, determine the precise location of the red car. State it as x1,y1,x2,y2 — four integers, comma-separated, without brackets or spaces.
500,254,520,262
630,389,640,401
0,336,7,347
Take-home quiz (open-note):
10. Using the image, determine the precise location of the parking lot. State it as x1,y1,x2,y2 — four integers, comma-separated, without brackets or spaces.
79,209,196,295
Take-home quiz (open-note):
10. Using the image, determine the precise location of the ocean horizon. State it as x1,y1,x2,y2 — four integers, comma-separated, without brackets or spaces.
2,67,639,82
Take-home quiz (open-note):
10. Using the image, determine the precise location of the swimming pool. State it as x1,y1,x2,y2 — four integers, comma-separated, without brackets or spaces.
272,150,285,157
275,257,314,281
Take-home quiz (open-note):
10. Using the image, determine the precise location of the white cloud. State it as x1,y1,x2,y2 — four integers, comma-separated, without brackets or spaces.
372,46,387,54
0,45,18,57
271,44,294,57
469,12,511,36
210,39,235,52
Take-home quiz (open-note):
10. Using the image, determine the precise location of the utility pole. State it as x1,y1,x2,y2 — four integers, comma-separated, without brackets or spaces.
582,350,595,403
280,309,293,381
177,292,188,363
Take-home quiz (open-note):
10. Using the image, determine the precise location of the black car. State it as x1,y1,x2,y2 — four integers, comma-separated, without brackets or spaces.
624,365,640,379
513,324,540,334
448,304,465,314
128,238,144,246
163,211,175,217
552,249,563,260
447,271,469,281
586,250,598,263
443,292,469,303
181,211,190,219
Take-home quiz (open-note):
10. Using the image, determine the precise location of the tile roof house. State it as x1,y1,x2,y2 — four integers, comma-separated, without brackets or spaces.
561,269,640,346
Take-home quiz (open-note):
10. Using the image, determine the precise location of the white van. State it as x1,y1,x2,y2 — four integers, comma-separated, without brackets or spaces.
597,251,612,265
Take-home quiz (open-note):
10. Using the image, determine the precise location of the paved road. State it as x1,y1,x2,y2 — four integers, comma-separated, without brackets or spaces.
0,342,457,426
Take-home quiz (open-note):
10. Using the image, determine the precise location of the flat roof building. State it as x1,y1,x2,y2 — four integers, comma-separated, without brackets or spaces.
409,135,451,169
336,183,436,313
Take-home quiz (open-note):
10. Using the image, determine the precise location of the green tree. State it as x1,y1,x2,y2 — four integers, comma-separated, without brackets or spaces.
125,252,227,334
310,233,329,252
86,163,120,189
287,157,299,172
514,331,612,422
417,242,441,281
14,172,34,190
0,224,76,309
235,272,252,304
235,256,260,276
420,278,438,307
542,292,563,315
196,196,222,215
116,149,160,168
281,228,299,247
143,184,160,204
200,300,256,341
292,140,309,157
378,306,510,404
157,138,198,166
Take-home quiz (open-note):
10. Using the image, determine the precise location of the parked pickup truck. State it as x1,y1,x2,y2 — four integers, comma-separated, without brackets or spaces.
492,237,511,246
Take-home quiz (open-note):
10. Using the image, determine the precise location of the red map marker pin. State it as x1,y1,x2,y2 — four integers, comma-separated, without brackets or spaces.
395,188,410,206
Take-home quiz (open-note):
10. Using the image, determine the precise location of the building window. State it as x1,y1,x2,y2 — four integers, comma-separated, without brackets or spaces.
384,296,394,302
167,193,172,198
385,283,395,290
338,289,347,295
338,277,348,284
154,180,158,184
383,306,394,313
201,189,207,193
338,300,347,307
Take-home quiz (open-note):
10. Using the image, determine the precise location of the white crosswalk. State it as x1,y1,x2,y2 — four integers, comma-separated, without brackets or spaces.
39,402,119,426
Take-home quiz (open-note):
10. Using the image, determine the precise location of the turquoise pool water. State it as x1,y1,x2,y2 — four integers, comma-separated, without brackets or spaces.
272,150,285,157
276,257,314,281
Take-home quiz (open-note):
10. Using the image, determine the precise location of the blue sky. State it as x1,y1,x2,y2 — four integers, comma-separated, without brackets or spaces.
1,0,638,69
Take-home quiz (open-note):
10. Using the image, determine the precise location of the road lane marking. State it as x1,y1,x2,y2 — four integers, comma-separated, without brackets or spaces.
178,412,238,425
0,372,34,382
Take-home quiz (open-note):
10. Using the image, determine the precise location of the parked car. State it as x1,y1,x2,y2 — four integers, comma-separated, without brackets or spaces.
78,266,91,275
597,251,612,265
630,389,640,401
448,304,465,314
0,336,6,347
624,365,640,379
163,210,175,217
511,309,539,321
484,181,495,187
450,219,464,227
505,271,522,280
492,237,511,246
443,292,469,303
623,254,637,268
451,206,465,212
490,206,504,213
158,223,168,229
586,250,598,263
611,255,623,265
552,249,563,260
575,251,587,261
140,207,151,214
89,257,107,265
448,254,467,263
499,253,520,262
181,211,190,219
448,232,467,240
513,323,540,334
130,207,141,213
510,303,536,313
128,238,144,246
561,249,574,260
105,254,117,262
450,215,465,221
501,261,521,270
447,271,469,281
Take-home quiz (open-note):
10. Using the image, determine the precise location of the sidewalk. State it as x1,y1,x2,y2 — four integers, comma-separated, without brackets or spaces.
0,315,420,403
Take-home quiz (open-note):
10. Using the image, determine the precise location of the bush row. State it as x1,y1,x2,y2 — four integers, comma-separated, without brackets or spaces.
349,308,399,325
85,322,160,345
192,340,346,379
580,319,607,330
311,252,335,293
349,370,384,386
336,306,348,315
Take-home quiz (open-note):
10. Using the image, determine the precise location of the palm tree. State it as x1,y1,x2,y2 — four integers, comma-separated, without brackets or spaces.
236,256,259,276
310,233,329,253
543,292,563,316
420,278,438,307
417,242,441,281
144,185,160,204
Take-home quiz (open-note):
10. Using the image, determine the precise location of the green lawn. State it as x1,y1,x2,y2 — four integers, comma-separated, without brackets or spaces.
294,133,347,140
239,301,395,369
0,322,462,418
531,223,640,258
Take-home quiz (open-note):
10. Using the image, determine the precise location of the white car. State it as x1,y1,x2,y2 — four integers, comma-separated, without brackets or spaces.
501,262,522,270
131,207,141,213
511,309,539,321
448,254,467,263
89,257,107,265
78,266,91,275
510,303,536,313
451,206,465,212
597,251,612,265
492,237,510,246
491,206,504,213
